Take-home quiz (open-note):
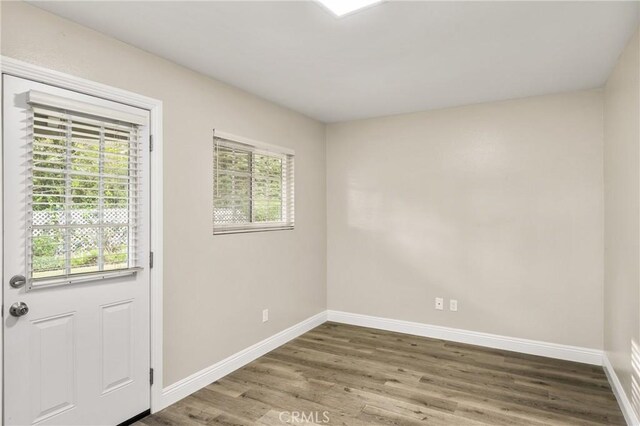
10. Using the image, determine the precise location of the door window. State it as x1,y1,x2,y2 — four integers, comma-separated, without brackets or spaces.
28,97,143,288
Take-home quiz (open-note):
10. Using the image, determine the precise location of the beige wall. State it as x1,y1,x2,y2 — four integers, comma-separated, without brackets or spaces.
327,91,604,349
0,1,327,386
604,29,640,417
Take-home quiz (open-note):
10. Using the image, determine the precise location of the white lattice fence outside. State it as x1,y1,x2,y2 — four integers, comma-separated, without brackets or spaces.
32,209,129,255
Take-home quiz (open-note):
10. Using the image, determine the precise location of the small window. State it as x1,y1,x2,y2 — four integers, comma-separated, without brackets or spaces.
213,132,294,234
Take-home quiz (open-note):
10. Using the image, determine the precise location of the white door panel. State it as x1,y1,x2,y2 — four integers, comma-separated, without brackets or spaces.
3,75,150,426
101,299,134,394
30,312,76,424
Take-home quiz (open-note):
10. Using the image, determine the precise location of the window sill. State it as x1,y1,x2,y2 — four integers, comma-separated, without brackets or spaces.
29,267,143,290
213,225,294,235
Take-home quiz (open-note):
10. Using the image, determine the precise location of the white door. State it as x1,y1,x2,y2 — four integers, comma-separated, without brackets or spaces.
3,75,151,426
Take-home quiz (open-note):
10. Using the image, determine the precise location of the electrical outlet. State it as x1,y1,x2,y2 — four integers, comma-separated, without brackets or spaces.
450,299,458,312
435,297,444,310
262,309,269,323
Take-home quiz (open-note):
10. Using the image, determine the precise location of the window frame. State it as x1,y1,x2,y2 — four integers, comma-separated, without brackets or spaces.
213,131,295,235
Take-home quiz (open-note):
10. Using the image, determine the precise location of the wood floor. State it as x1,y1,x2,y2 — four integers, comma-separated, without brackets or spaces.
138,322,625,425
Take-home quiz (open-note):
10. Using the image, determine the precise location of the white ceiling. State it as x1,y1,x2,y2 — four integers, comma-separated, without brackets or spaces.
31,1,639,123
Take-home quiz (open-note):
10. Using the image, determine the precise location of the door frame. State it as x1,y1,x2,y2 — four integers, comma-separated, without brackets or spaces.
0,56,165,418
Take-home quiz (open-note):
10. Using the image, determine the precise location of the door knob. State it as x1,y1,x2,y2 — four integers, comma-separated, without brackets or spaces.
9,302,29,317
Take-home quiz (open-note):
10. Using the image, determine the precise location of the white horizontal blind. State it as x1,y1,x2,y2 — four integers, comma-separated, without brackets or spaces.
213,135,294,234
27,104,143,287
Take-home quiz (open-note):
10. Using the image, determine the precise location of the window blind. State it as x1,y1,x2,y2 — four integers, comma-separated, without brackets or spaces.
27,103,143,288
213,134,294,234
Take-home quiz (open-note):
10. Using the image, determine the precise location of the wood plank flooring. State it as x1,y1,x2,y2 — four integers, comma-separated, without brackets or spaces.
137,322,625,425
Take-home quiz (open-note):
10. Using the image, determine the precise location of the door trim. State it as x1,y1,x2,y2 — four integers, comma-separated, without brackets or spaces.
0,56,165,415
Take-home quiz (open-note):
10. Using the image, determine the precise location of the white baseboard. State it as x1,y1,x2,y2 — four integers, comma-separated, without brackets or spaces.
326,310,603,366
157,311,327,411
603,353,640,426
